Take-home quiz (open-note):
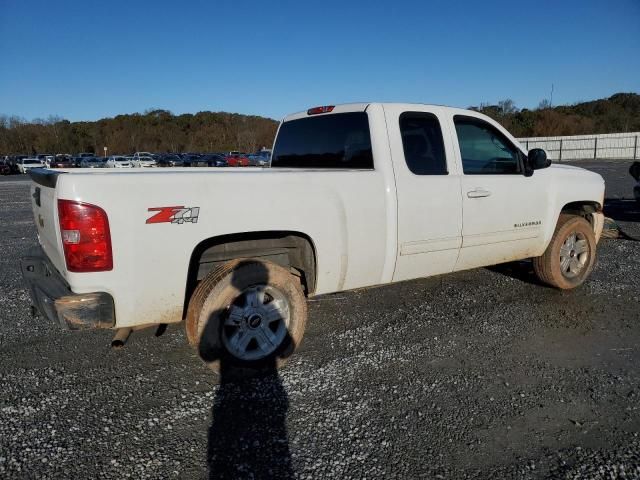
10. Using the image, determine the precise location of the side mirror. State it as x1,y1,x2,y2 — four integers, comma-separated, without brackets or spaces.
528,148,550,171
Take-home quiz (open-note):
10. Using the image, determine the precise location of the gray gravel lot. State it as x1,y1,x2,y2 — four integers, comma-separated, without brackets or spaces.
1,163,639,479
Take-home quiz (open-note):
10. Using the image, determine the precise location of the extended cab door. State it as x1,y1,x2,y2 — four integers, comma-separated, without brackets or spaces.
384,105,463,282
450,114,549,270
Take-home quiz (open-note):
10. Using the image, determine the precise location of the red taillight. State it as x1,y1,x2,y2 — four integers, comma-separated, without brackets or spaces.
307,105,335,115
58,199,112,272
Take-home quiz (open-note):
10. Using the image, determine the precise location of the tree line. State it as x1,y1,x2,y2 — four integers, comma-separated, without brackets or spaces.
471,92,640,137
0,109,278,155
1,93,639,155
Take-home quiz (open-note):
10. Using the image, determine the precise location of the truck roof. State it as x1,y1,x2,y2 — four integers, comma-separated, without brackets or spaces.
282,102,476,122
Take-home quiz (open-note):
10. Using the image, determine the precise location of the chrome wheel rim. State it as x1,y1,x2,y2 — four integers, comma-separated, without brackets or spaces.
221,285,290,361
559,231,589,279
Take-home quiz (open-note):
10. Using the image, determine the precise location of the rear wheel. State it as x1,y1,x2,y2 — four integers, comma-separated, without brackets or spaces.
186,259,307,376
533,214,597,289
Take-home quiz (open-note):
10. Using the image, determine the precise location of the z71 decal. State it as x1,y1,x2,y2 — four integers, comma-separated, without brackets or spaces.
146,206,200,224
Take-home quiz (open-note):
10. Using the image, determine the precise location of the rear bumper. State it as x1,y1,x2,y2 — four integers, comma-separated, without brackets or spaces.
21,246,115,330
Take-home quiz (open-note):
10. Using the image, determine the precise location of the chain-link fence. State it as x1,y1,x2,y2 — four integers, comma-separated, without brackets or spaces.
517,132,640,161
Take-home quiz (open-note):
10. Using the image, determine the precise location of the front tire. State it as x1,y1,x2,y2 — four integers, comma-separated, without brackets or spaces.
186,259,307,376
533,214,597,289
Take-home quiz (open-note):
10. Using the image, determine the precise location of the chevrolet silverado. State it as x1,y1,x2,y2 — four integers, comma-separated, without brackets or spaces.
22,103,605,375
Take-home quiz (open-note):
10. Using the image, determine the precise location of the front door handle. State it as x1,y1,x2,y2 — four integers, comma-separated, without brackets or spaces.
467,188,491,198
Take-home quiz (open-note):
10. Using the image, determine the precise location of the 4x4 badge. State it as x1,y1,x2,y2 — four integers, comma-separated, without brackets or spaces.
146,206,200,224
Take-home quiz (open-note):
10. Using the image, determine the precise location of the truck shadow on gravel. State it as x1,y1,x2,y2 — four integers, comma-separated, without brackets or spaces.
487,260,548,287
198,262,295,480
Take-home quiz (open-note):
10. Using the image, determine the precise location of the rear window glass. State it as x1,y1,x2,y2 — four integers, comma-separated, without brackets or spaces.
271,112,373,169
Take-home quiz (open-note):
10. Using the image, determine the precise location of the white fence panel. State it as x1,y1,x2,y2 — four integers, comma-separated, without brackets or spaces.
517,132,640,161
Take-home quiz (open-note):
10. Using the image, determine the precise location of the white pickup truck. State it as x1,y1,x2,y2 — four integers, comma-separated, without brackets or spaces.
22,103,605,375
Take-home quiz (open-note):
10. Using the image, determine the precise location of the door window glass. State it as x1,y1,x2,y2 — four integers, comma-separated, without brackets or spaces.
454,116,522,174
399,112,447,175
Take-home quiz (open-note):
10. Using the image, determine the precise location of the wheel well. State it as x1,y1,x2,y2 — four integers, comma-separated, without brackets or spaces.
560,201,602,227
561,201,601,216
182,231,317,319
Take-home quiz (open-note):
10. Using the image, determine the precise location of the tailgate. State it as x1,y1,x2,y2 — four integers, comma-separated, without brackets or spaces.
29,169,66,275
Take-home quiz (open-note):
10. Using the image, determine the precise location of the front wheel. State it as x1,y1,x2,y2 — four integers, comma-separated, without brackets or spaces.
533,214,597,289
186,259,307,376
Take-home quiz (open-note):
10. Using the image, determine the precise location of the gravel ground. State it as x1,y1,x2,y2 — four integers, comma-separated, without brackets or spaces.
0,163,639,479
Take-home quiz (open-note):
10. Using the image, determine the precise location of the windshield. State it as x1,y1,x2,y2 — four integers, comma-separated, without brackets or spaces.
25,160,41,164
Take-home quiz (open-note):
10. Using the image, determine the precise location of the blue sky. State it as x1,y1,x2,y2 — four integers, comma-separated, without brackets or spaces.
1,0,639,121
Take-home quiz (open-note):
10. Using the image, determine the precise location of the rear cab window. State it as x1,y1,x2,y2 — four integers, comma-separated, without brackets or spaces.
271,112,373,169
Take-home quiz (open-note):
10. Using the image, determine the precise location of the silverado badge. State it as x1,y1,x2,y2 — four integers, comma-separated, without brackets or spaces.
514,220,541,228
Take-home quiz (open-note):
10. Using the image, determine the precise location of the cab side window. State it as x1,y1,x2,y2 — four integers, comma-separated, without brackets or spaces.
399,112,447,175
454,116,522,174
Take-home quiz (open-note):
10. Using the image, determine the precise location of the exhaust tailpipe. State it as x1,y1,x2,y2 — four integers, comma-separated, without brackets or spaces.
111,328,132,348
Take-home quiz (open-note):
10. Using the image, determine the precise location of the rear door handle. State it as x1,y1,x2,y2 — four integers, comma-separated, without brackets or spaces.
467,188,491,198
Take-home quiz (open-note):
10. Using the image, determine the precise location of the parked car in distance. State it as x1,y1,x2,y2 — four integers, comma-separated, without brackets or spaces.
14,156,27,173
80,157,106,168
181,153,204,167
73,153,95,167
156,154,184,167
49,154,75,168
200,154,227,167
105,156,133,168
36,154,54,167
18,158,45,173
132,153,157,168
132,156,157,168
188,156,210,167
226,153,249,167
6,155,26,174
0,160,11,175
247,154,268,167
